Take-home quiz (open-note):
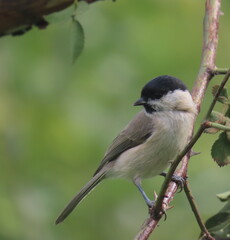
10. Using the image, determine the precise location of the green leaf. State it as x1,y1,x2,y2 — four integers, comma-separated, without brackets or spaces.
205,200,230,239
212,85,229,104
70,20,84,63
211,132,230,166
217,191,230,202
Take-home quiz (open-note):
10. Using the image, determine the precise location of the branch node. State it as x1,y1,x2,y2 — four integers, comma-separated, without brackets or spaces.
207,67,215,77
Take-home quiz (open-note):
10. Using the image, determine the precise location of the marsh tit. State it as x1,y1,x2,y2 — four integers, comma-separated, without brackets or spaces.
56,75,196,224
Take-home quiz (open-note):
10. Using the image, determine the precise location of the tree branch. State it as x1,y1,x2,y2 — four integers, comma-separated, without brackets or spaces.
0,0,99,36
133,1,222,239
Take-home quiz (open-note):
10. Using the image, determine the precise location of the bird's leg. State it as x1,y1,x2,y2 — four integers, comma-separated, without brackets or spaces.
160,172,185,192
133,177,167,221
133,177,155,208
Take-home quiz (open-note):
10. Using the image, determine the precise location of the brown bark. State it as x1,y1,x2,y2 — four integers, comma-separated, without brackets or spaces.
0,0,98,36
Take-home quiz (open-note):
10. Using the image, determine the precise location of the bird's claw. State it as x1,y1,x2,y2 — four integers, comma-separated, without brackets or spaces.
149,205,168,221
147,192,169,221
171,175,186,192
160,172,186,192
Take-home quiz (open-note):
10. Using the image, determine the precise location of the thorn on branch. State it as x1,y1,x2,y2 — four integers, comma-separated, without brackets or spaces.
190,150,201,157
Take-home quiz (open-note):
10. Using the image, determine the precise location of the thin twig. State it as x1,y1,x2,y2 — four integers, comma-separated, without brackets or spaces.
183,181,215,240
134,1,221,239
204,121,230,131
213,68,229,75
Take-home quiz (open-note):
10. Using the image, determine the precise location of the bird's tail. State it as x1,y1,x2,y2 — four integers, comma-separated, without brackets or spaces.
55,167,110,224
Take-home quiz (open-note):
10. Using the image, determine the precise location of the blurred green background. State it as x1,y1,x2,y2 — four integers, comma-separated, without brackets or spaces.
0,0,230,239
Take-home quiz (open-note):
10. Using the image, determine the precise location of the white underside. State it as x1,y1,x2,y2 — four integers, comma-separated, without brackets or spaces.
108,110,194,180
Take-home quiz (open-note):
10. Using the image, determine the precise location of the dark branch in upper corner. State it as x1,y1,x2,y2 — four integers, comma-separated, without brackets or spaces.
0,0,101,37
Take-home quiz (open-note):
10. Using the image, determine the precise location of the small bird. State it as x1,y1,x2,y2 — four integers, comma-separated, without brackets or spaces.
56,75,196,224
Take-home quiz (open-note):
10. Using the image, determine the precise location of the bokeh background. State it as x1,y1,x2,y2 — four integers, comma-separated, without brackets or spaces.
1,0,230,239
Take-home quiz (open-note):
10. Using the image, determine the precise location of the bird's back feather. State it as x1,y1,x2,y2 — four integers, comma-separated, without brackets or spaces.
94,110,153,175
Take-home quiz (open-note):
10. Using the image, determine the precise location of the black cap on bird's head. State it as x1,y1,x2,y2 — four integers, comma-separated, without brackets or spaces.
133,75,188,112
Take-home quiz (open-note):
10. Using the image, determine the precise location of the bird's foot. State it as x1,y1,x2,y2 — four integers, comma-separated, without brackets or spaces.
147,199,155,208
160,172,186,192
171,175,186,192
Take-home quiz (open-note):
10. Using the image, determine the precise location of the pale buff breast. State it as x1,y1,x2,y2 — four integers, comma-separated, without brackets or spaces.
108,111,194,179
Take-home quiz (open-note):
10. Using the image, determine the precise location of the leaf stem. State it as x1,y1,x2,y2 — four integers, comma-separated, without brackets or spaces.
204,121,230,131
74,0,78,9
213,68,229,75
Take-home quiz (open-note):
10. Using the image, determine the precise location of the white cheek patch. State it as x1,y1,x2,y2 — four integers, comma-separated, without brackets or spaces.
147,90,196,113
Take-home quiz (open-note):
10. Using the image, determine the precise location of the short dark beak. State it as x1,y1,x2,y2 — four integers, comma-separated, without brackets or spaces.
133,98,146,106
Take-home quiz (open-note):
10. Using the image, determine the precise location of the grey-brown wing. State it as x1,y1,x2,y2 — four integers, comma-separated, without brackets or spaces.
94,110,154,175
